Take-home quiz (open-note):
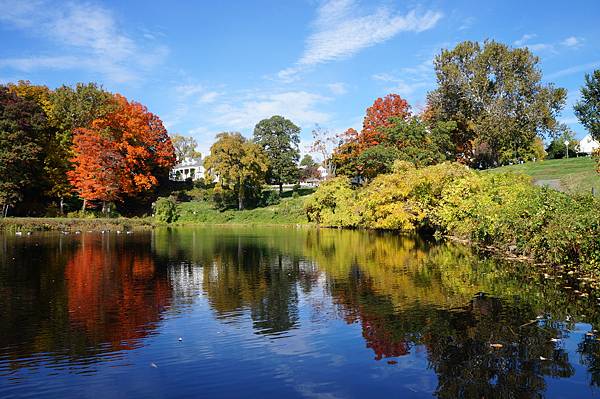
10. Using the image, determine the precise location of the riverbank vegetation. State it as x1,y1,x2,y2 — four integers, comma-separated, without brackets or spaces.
303,40,600,271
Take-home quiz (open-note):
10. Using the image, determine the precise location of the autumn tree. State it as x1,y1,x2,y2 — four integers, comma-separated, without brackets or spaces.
68,128,122,212
68,94,176,212
361,94,411,148
0,86,48,216
427,40,566,167
171,134,201,162
334,94,411,177
204,132,268,210
47,83,115,212
253,115,300,193
574,69,600,140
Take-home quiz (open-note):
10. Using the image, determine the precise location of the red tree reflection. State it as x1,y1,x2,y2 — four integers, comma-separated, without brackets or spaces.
65,235,172,350
331,279,410,360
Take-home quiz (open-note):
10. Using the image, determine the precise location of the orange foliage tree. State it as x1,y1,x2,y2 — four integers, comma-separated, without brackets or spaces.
334,93,411,176
68,128,122,211
69,94,176,211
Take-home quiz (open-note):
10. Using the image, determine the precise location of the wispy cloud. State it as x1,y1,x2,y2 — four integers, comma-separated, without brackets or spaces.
166,87,334,155
175,84,221,104
513,34,537,47
372,57,436,105
0,0,168,83
513,34,584,54
546,60,600,80
278,0,442,81
211,91,331,130
327,82,348,95
561,36,582,48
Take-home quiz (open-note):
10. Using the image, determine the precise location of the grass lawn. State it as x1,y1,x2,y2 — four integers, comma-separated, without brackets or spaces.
175,194,310,225
487,156,600,194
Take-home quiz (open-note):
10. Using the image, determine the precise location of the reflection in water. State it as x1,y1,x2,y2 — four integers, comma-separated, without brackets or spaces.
0,234,171,374
65,236,171,350
2,227,600,397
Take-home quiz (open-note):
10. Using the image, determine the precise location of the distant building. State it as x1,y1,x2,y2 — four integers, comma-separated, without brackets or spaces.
170,157,205,181
317,165,329,180
579,134,599,155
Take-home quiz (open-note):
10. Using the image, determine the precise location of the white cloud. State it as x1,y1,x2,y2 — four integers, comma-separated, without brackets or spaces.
327,82,348,95
372,57,435,104
513,34,537,46
513,34,584,54
278,0,442,80
561,36,582,48
175,84,221,103
211,91,331,130
0,0,167,83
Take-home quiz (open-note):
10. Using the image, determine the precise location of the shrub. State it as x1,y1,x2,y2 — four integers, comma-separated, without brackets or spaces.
153,197,178,223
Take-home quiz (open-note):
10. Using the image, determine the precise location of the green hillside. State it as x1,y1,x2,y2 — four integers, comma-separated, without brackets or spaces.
487,157,600,194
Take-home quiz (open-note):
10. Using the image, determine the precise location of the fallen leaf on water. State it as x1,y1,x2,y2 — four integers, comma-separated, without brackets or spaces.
387,360,398,365
490,343,503,349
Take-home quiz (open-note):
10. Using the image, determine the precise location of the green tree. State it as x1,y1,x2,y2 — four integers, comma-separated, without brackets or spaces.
545,128,578,159
574,69,600,140
427,40,566,167
171,134,201,162
0,86,48,216
253,115,300,193
204,132,269,210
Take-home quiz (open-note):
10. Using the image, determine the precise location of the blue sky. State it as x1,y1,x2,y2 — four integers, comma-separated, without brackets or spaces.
1,0,599,157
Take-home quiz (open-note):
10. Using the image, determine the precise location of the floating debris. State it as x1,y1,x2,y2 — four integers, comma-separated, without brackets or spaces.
178,337,183,342
550,338,561,343
150,362,158,368
540,356,548,361
490,343,504,349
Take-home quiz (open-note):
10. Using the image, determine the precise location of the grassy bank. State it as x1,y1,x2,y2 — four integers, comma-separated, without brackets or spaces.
0,217,156,233
487,157,599,194
174,195,308,225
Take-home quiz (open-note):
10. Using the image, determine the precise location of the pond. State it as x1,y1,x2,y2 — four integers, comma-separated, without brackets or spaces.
1,226,600,398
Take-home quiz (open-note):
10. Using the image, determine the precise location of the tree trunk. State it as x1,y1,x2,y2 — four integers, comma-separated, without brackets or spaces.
279,182,283,194
59,197,64,215
82,199,87,211
238,184,244,210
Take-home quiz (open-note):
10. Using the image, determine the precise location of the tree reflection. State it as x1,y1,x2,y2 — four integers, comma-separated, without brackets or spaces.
65,235,172,350
0,233,172,373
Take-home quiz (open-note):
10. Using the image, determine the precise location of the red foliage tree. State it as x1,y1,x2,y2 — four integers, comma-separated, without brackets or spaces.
68,94,176,210
334,94,411,176
361,93,411,148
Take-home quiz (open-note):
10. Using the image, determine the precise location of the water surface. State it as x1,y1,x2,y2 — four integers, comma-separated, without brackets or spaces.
1,226,600,398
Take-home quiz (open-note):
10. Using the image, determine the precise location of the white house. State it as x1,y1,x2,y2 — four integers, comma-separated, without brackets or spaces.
317,165,329,180
579,134,599,155
170,157,205,181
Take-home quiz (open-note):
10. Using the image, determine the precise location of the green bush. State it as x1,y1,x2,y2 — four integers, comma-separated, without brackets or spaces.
153,197,178,223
